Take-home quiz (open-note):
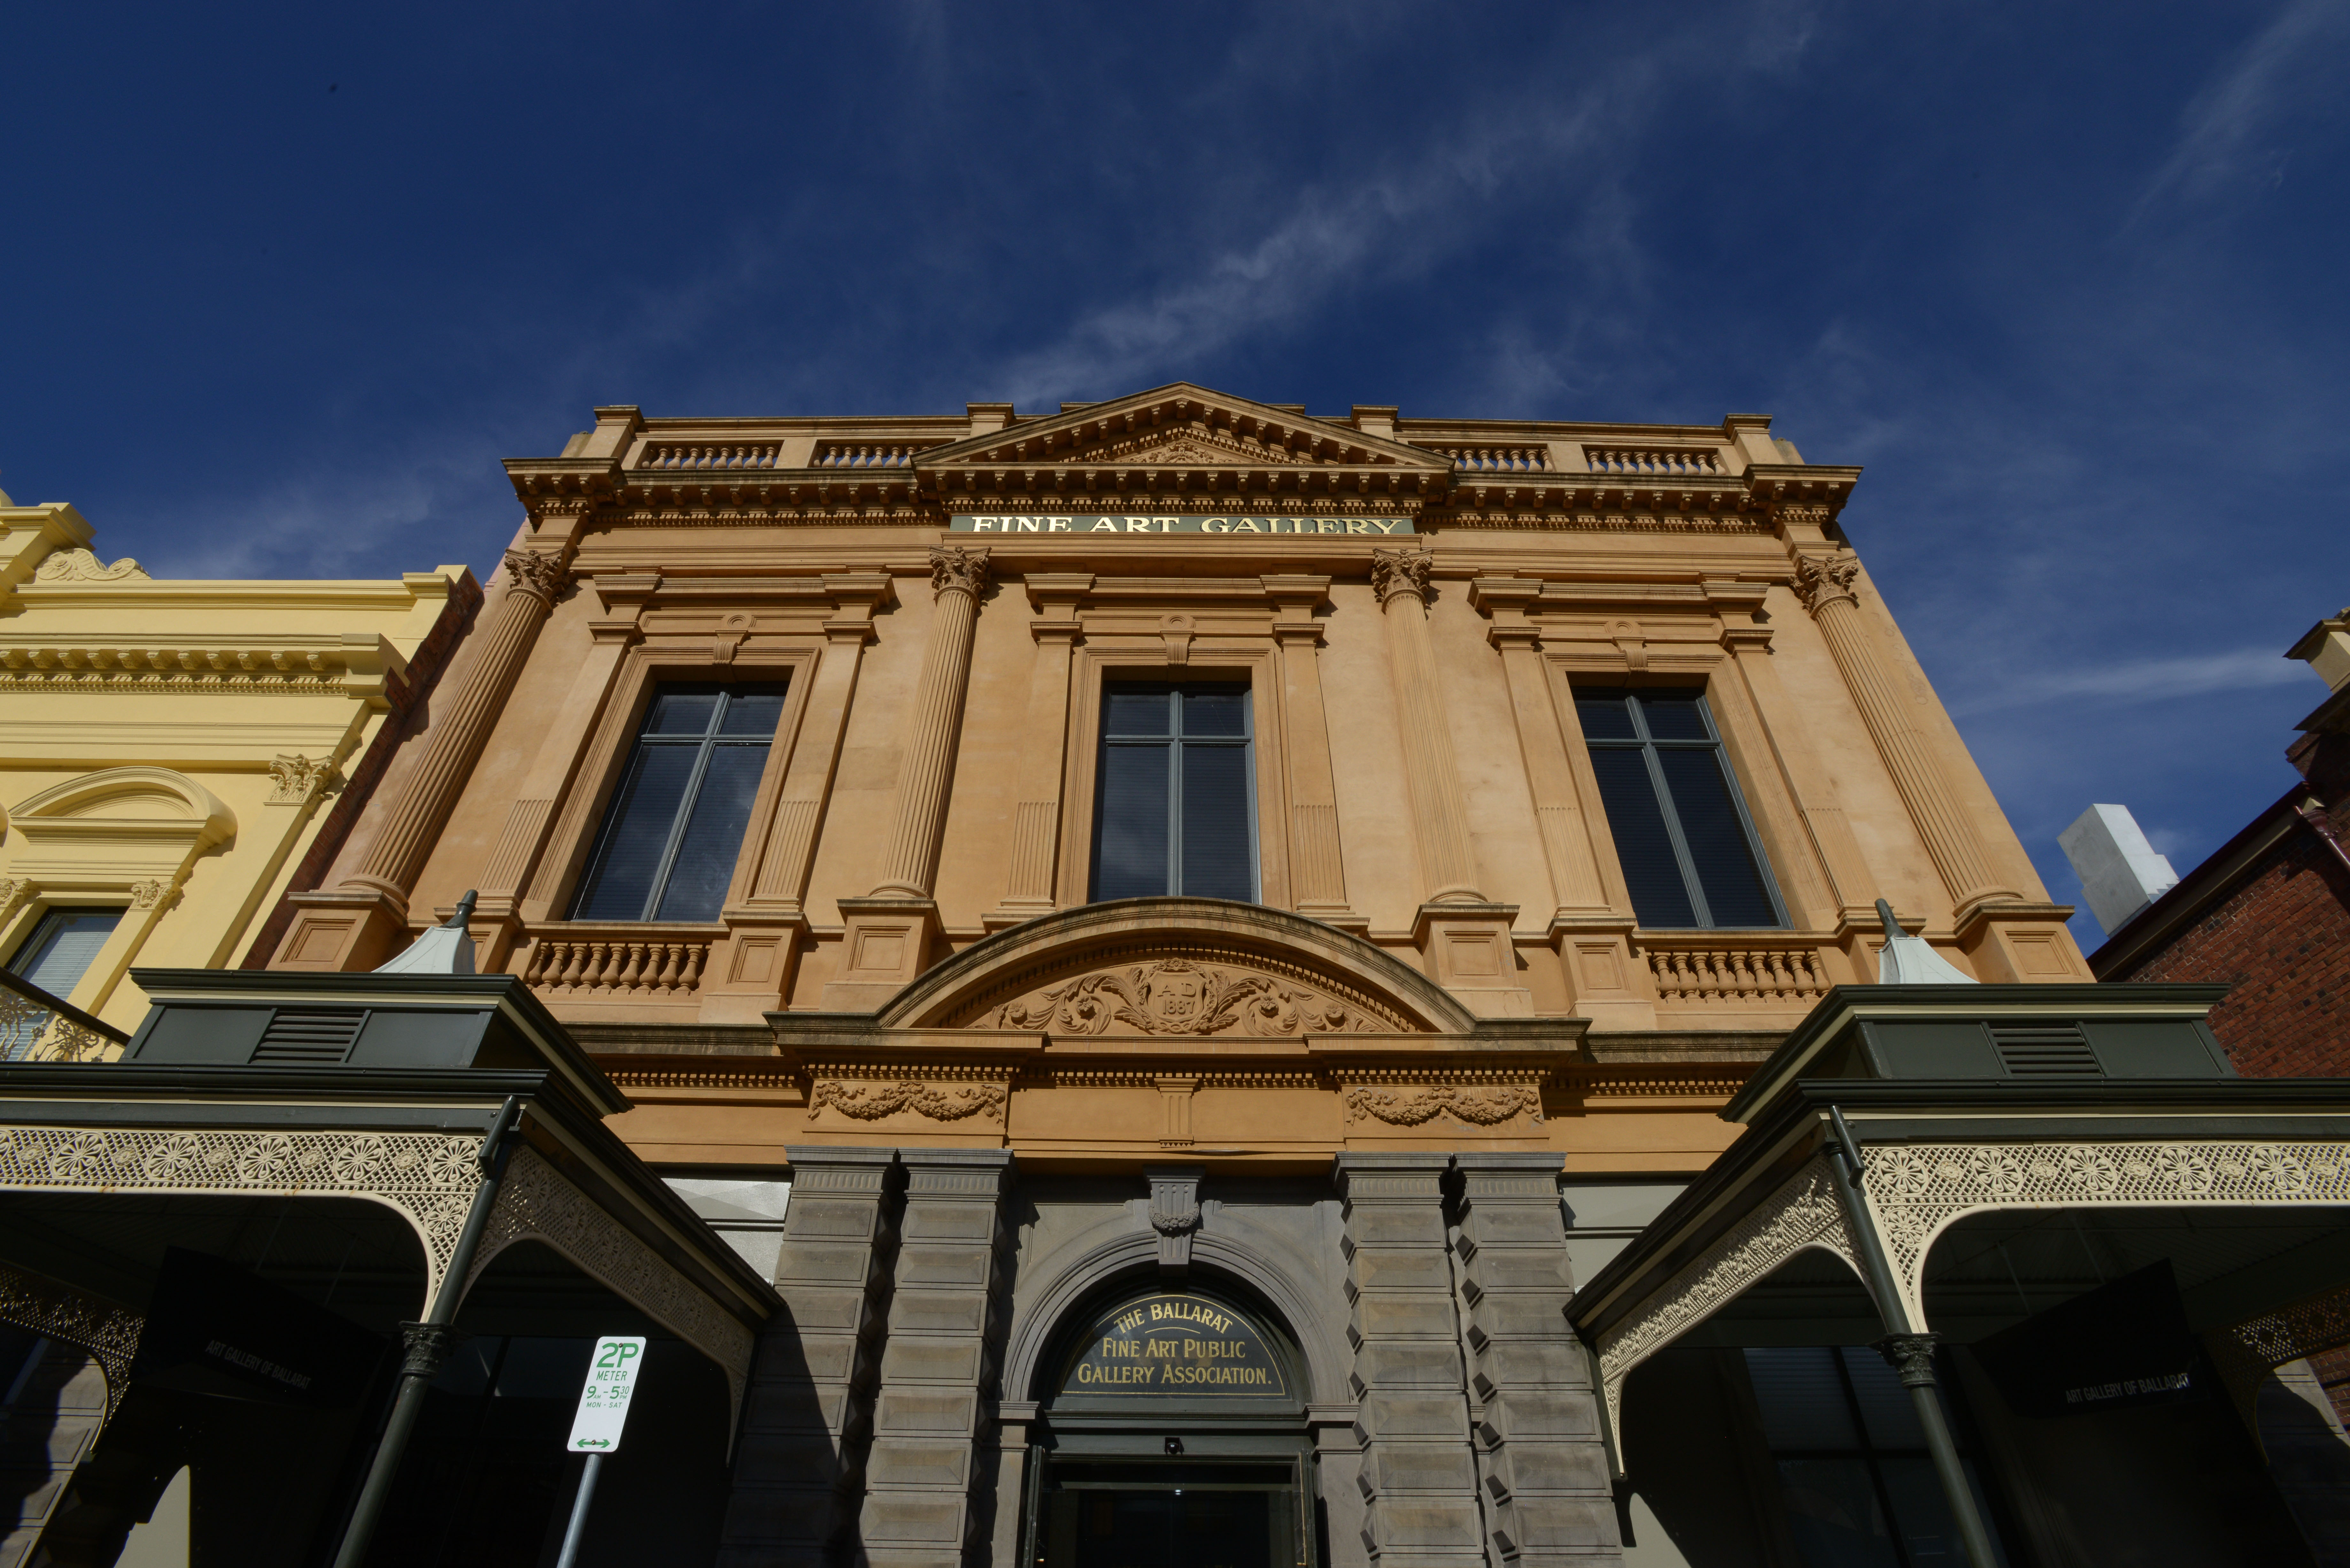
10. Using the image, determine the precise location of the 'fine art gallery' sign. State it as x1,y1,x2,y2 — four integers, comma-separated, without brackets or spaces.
1060,1294,1290,1397
951,514,1415,536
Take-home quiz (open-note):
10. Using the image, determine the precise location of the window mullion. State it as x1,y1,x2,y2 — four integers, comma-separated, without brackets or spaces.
643,723,721,920
1640,739,1713,928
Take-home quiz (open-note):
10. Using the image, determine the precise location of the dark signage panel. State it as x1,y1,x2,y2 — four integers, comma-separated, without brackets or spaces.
1973,1260,2203,1418
1062,1294,1289,1397
131,1247,385,1408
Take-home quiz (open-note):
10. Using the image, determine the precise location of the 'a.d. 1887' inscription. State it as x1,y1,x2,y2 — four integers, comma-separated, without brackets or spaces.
1061,1295,1289,1396
952,514,1414,536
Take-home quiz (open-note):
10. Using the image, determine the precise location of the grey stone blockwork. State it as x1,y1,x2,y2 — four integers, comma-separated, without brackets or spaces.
1452,1155,1621,1565
730,1152,1619,1568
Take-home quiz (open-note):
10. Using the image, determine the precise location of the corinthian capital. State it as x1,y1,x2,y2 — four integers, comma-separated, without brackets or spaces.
929,545,992,600
501,549,573,603
1370,547,1434,607
1792,552,1861,615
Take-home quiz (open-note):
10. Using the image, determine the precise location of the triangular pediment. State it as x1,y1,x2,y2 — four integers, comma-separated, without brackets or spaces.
915,383,1451,473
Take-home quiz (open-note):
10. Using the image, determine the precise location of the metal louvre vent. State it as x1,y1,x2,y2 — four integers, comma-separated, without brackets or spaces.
1988,1022,2101,1080
252,1008,366,1065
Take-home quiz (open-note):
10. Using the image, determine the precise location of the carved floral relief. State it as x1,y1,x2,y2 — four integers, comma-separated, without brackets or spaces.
808,1079,1008,1122
993,958,1378,1037
1343,1084,1542,1127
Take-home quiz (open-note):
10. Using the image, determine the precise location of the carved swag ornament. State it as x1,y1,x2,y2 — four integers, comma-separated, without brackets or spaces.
808,1079,1008,1122
994,958,1378,1037
1343,1084,1542,1127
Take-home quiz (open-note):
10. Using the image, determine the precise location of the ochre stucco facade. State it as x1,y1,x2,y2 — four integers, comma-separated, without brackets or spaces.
0,489,475,1030
256,383,2086,1175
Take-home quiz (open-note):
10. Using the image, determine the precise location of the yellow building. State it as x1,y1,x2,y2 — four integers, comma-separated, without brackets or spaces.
0,488,476,1040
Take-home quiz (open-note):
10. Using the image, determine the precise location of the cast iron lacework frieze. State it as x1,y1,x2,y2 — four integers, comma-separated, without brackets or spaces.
993,958,1382,1036
1592,1157,1859,1453
0,1261,144,1423
0,1124,484,1304
459,1147,754,1429
1856,1139,2350,1331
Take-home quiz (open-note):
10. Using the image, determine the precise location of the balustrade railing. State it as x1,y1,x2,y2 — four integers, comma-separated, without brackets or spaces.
1439,444,1552,473
811,442,938,469
1582,445,1723,476
637,442,782,471
0,969,130,1063
1639,940,1832,1006
521,926,722,1001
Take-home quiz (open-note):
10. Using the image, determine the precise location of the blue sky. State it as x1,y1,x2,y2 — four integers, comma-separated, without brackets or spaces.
7,2,2347,948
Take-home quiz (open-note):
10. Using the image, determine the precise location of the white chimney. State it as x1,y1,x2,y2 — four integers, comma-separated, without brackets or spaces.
2059,805,2180,938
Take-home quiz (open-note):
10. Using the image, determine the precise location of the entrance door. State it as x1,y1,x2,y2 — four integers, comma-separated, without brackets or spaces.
1043,1461,1303,1568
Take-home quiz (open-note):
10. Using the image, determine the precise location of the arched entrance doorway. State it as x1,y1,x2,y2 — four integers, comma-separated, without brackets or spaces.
1027,1278,1317,1568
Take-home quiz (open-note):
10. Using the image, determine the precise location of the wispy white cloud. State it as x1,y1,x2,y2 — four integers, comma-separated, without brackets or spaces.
1949,646,2318,714
2131,0,2350,220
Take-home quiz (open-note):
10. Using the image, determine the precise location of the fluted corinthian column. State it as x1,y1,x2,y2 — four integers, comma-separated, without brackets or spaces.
274,548,568,972
344,549,570,903
1372,548,1482,903
873,547,989,898
1794,553,2017,910
824,547,989,1011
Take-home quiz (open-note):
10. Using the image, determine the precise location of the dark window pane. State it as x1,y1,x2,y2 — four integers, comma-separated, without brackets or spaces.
1839,1348,1928,1450
1575,694,1637,740
1180,745,1254,900
1094,744,1171,899
719,687,788,736
1105,690,1172,737
1877,1455,2011,1566
1587,750,1695,927
1180,688,1248,737
1746,1348,1863,1451
1637,692,1709,740
1774,1458,1901,1568
573,745,700,919
642,690,719,736
653,746,769,921
1657,749,1776,926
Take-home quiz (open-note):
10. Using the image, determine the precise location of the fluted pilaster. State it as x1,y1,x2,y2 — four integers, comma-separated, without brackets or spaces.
1794,553,2016,908
872,548,989,898
1373,549,1482,903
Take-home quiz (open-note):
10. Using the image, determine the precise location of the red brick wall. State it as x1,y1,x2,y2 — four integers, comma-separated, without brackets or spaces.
2115,826,2350,1077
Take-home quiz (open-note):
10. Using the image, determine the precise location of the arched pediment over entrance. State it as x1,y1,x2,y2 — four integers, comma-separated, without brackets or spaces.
878,898,1476,1037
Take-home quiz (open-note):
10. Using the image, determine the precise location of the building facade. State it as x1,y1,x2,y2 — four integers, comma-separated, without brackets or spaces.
11,387,2346,1568
0,489,476,1040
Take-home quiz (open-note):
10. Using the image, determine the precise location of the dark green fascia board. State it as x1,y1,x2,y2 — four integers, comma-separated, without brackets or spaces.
1567,1073,2350,1342
126,968,629,1118
1720,983,2233,1124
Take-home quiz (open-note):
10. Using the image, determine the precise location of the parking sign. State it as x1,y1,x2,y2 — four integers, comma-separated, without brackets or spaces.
566,1336,647,1452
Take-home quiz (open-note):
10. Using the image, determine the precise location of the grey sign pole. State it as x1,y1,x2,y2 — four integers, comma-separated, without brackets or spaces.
330,1094,522,1568
1823,1105,2001,1568
553,1454,606,1568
